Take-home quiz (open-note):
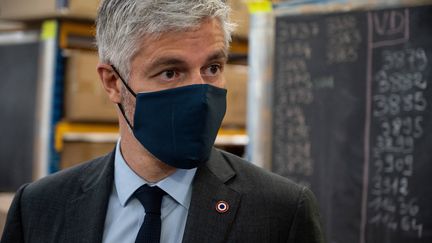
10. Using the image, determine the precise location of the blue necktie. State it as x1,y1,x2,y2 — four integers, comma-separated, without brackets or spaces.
134,185,166,243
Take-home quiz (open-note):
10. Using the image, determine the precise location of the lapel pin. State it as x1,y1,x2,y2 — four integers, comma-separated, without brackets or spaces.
215,200,229,213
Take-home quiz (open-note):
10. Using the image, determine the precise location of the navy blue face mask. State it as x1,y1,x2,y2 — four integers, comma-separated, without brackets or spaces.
112,65,227,169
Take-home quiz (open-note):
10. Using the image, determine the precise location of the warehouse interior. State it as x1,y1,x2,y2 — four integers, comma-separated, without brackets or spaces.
1,0,431,242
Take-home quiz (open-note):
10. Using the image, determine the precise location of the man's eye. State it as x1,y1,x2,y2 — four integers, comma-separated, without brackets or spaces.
204,64,222,76
160,70,177,80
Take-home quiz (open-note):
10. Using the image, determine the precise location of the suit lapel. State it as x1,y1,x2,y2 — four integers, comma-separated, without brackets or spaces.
64,152,115,243
182,149,241,243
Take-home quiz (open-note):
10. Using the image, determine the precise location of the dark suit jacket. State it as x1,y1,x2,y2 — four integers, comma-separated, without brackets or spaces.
1,148,324,243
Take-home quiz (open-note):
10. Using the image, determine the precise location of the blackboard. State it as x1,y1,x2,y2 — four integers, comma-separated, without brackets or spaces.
0,41,39,191
272,4,432,243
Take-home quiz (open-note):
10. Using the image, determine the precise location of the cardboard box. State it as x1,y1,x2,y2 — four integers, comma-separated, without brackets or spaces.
65,50,118,122
0,20,25,31
0,193,14,237
0,0,100,21
60,141,115,169
223,64,248,128
228,0,250,39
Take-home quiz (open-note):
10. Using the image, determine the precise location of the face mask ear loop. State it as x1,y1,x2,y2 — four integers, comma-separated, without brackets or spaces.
111,65,137,97
116,103,134,129
111,64,136,130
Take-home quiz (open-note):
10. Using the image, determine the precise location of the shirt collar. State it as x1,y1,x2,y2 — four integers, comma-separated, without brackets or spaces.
114,139,197,209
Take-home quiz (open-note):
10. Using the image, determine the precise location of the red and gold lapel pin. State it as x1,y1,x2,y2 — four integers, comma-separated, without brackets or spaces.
215,200,229,213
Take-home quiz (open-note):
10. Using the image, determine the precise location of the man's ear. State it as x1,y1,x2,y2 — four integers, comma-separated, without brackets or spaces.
97,63,122,103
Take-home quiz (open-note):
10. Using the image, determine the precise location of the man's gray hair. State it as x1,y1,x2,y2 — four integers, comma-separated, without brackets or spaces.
96,0,235,80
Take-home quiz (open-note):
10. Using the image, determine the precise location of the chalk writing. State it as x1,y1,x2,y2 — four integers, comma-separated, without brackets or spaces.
273,6,432,243
374,11,406,36
326,15,362,64
372,9,409,46
273,20,319,182
368,43,426,239
278,22,319,40
363,9,427,241
381,49,428,71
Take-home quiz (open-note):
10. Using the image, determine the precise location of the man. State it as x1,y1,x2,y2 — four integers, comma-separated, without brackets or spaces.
1,0,324,242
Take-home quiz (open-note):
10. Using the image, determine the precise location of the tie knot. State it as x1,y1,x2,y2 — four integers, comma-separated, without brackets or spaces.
134,185,166,215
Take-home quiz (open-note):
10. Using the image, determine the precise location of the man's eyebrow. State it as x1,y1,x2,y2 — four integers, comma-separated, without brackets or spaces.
207,50,228,63
147,57,187,71
146,50,228,72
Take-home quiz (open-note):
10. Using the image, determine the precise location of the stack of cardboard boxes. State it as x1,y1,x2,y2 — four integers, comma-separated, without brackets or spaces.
223,64,249,128
62,50,118,168
0,0,114,169
64,50,117,122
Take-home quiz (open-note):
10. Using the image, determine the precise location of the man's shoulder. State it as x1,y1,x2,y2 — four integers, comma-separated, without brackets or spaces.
217,149,305,200
212,149,321,228
21,152,113,202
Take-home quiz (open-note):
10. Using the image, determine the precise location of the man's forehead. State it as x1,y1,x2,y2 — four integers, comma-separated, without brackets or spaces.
138,18,226,48
133,19,227,66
